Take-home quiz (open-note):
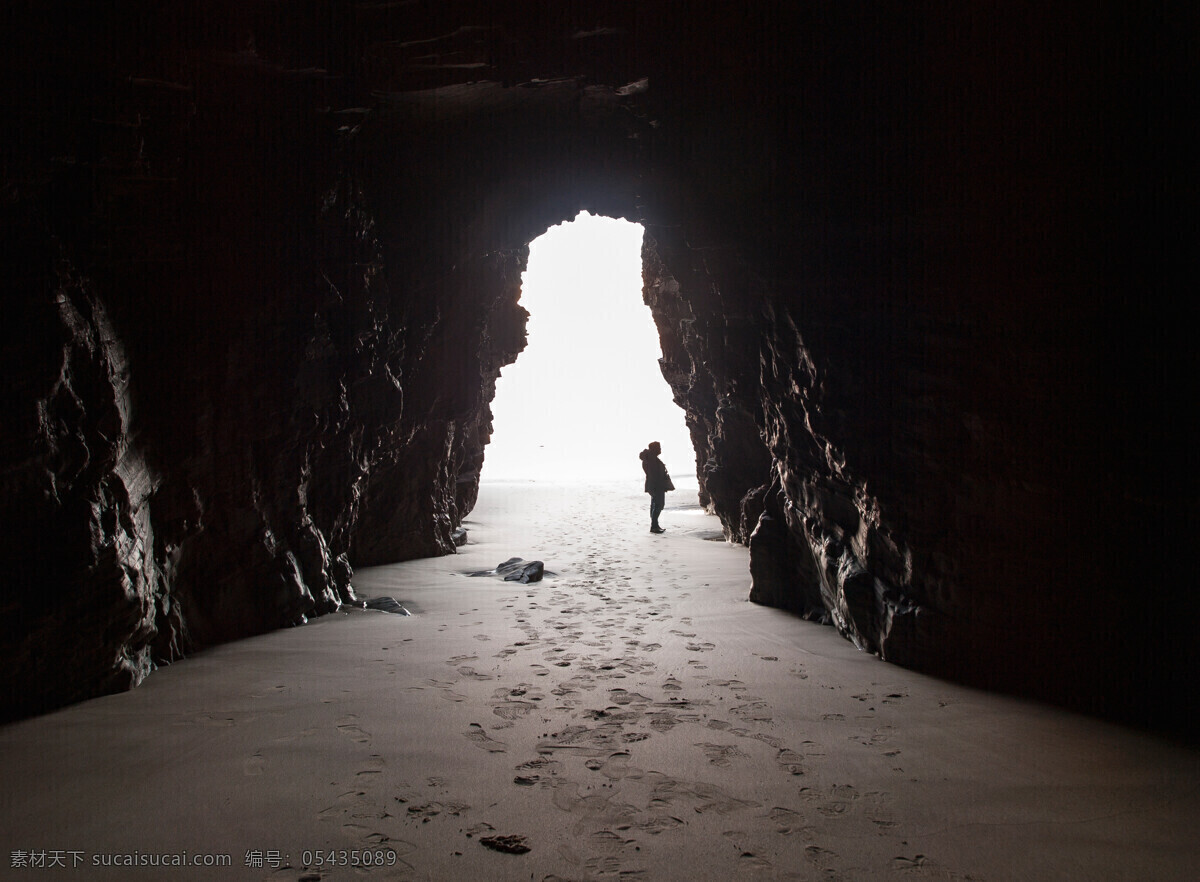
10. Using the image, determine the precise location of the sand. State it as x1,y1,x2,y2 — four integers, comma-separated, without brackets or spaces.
1,481,1197,881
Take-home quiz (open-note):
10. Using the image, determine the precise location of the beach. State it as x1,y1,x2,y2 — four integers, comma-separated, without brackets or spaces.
1,481,1196,880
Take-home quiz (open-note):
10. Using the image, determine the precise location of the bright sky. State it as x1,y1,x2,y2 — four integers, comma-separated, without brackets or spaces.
482,212,695,483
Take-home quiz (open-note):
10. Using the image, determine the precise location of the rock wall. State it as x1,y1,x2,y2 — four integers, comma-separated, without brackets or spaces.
0,3,539,718
1,2,1190,728
630,5,1193,729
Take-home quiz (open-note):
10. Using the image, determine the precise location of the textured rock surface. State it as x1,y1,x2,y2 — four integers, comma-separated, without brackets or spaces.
1,2,1190,728
470,559,549,584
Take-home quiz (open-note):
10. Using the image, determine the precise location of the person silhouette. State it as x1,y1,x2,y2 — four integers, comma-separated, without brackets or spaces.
639,441,674,533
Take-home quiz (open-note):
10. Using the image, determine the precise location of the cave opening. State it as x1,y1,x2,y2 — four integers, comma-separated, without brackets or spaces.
481,211,694,486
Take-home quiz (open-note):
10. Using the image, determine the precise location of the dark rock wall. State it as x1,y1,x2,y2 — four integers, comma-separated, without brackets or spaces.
1,2,1190,728
633,3,1193,726
1,1,539,717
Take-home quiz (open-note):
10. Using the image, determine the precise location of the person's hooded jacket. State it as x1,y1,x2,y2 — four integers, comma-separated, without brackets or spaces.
640,448,675,494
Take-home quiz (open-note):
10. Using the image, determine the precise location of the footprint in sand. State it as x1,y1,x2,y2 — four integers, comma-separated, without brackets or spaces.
738,851,774,873
319,789,369,819
499,685,538,704
271,726,319,744
426,679,469,702
248,684,288,699
775,748,806,776
243,754,265,776
492,700,538,720
722,727,781,749
805,844,842,877
405,800,469,822
463,723,507,752
731,701,773,723
583,855,642,877
355,755,385,778
649,712,679,732
341,823,393,846
514,756,562,782
463,820,492,840
632,815,685,837
584,830,638,860
646,773,761,816
851,726,895,747
890,853,974,878
595,751,642,781
549,780,641,833
539,721,629,756
336,716,371,744
457,665,494,681
694,742,748,767
799,783,884,819
322,791,415,852
892,855,928,872
608,688,652,706
767,806,812,836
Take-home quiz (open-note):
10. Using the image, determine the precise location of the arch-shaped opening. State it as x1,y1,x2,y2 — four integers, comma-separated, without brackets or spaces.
482,211,694,486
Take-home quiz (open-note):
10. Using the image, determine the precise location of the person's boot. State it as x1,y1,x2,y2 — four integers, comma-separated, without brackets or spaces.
650,523,665,533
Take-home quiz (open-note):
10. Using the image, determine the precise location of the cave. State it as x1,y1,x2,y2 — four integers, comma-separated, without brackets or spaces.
482,211,694,484
1,2,1195,876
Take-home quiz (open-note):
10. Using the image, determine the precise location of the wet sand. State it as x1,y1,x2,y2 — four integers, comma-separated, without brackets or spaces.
1,481,1197,880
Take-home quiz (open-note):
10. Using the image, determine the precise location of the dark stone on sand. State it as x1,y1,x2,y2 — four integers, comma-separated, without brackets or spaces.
470,558,548,584
479,835,531,855
503,560,544,583
363,597,412,616
451,528,468,547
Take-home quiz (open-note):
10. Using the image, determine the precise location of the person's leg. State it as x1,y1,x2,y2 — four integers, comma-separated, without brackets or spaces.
650,492,665,531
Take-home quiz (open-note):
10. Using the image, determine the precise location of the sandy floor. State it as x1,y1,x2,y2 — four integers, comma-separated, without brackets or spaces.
1,481,1197,881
